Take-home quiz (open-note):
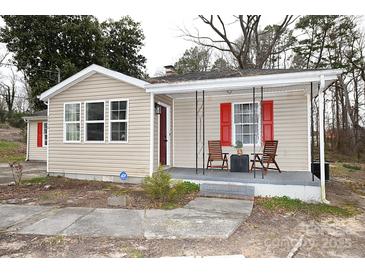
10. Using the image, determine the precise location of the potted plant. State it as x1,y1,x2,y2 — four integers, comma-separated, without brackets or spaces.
233,140,243,155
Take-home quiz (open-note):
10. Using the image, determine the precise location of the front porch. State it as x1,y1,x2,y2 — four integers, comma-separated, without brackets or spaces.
167,167,321,202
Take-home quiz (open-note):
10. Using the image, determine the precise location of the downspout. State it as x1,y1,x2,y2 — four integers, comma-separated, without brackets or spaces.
318,75,329,204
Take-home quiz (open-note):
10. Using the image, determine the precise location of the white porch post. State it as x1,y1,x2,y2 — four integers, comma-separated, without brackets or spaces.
318,75,328,203
149,93,154,175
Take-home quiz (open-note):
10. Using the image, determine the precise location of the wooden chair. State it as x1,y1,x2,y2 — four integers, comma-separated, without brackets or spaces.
206,140,229,170
250,140,281,174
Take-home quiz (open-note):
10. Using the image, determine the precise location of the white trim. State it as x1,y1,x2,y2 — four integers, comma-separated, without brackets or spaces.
149,93,154,175
146,69,343,94
156,101,171,166
172,88,306,100
231,102,261,147
26,121,29,161
318,75,328,203
63,102,81,143
39,64,148,101
307,93,312,172
108,99,129,144
84,100,106,143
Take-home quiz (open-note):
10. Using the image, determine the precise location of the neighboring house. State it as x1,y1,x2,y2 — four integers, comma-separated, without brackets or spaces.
24,64,342,202
23,110,48,161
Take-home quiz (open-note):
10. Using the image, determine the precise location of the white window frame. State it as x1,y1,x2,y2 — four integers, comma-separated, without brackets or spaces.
109,99,129,144
84,100,106,143
63,102,81,143
42,121,48,147
232,102,261,146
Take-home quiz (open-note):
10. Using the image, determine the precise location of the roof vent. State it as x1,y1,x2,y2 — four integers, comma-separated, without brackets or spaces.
164,65,176,76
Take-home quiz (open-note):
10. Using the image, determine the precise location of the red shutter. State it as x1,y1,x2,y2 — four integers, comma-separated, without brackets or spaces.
220,103,232,146
37,122,43,147
261,100,274,142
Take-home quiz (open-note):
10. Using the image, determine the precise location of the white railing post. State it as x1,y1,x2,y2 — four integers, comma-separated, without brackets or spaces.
318,75,328,203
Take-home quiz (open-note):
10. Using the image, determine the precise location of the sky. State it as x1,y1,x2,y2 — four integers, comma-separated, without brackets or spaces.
97,14,365,76
1,14,365,77
120,15,289,76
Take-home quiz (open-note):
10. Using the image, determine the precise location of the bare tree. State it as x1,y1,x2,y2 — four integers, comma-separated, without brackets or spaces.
182,15,296,69
0,68,18,113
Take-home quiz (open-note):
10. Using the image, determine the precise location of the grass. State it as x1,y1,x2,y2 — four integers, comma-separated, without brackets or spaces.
342,163,361,171
120,245,144,258
0,140,25,163
21,176,48,185
43,235,66,246
257,196,358,218
39,191,67,202
102,185,130,196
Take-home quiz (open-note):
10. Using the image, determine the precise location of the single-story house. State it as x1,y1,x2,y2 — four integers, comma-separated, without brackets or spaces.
24,64,343,202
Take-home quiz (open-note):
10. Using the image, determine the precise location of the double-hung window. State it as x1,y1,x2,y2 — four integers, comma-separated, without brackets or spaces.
233,103,260,145
109,100,128,142
43,122,48,146
64,103,81,142
85,101,105,142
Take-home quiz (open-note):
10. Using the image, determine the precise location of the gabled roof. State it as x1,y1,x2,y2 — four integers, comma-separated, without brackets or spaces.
148,68,333,84
146,69,343,95
39,64,149,101
23,110,48,121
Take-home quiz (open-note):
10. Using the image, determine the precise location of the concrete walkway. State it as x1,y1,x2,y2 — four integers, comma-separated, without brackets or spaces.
0,197,253,239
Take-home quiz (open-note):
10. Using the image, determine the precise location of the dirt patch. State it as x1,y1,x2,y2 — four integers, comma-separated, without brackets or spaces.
0,126,24,142
0,176,197,209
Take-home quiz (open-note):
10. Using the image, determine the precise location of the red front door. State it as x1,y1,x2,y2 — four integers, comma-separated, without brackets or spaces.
159,106,167,165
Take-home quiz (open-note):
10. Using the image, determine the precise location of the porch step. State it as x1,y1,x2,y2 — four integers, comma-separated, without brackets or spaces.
199,183,255,201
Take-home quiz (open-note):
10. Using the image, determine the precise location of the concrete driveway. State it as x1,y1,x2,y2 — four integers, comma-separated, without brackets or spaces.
0,161,47,185
0,197,253,239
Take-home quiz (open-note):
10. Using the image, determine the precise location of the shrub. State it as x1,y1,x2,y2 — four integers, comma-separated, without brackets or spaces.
142,168,200,205
169,181,199,202
9,161,23,185
142,166,173,203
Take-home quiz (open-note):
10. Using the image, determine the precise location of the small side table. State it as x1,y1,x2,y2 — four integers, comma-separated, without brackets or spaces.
230,154,249,172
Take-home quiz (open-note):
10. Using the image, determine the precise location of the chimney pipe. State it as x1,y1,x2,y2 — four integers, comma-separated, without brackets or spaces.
164,65,176,76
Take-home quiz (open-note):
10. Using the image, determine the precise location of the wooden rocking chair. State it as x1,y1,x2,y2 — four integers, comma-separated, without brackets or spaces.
206,140,229,170
250,140,281,174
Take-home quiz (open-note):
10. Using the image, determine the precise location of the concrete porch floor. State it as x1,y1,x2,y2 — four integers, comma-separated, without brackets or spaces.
167,167,320,187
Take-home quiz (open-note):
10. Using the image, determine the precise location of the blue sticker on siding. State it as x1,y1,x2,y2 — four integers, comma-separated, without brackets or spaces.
120,171,128,181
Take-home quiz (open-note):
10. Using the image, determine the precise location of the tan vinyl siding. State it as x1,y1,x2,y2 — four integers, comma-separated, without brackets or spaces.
28,120,47,161
153,94,173,170
173,85,309,171
48,73,150,178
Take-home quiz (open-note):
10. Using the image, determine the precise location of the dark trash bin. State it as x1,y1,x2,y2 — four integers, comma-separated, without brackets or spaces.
311,161,330,181
230,154,249,172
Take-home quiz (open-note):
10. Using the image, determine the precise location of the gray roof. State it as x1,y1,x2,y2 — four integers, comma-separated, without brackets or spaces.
148,68,325,84
24,110,47,117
